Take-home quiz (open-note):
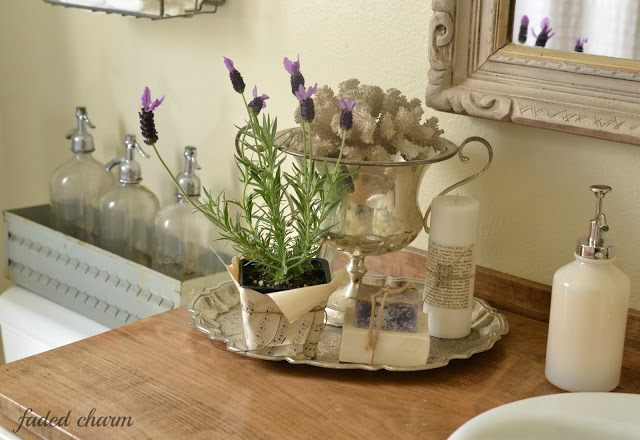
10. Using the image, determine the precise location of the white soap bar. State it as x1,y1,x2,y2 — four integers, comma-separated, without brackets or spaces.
339,306,430,367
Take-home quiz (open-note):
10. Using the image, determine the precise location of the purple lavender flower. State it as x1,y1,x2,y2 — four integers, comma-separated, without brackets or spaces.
531,17,555,48
295,84,317,122
574,37,588,53
294,84,317,101
223,56,245,94
518,15,529,44
247,86,269,117
540,17,553,33
139,86,164,146
336,98,356,131
141,86,165,112
284,54,305,95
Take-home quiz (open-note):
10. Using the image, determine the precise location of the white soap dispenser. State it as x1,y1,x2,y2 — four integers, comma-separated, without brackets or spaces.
98,134,160,267
50,107,115,244
545,185,630,392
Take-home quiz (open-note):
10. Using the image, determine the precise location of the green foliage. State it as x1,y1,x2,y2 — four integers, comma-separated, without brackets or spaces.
196,107,354,284
149,87,355,286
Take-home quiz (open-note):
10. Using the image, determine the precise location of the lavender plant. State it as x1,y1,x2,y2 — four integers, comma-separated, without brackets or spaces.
518,15,529,44
574,37,588,53
140,56,356,286
284,54,305,95
532,17,555,48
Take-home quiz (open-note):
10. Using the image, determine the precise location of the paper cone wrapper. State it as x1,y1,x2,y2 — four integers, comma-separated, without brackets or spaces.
225,257,345,357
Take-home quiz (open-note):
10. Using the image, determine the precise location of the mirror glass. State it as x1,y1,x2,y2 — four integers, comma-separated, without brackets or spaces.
512,0,640,60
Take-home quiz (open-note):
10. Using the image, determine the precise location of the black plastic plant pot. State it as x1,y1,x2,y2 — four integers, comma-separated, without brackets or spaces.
238,258,332,294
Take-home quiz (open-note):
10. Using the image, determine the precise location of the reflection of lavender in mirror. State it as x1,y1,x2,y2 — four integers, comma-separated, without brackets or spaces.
518,15,529,44
574,37,588,53
531,17,555,48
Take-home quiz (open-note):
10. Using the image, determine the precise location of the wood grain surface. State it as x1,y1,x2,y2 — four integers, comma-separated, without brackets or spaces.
1,305,640,439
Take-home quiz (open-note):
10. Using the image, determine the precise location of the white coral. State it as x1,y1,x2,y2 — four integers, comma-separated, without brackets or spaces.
367,144,392,162
289,79,445,162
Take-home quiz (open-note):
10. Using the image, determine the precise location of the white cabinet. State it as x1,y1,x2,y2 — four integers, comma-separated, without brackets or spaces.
0,286,109,364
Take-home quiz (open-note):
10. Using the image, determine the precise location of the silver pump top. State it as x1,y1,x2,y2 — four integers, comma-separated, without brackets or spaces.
65,107,95,153
576,185,615,260
176,146,201,198
105,134,150,184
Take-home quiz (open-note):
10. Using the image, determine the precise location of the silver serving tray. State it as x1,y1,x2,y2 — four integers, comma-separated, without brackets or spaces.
187,275,509,371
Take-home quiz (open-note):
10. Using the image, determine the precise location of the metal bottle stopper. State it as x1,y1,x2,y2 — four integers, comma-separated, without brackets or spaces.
176,146,202,198
65,107,95,153
105,134,150,184
576,185,615,260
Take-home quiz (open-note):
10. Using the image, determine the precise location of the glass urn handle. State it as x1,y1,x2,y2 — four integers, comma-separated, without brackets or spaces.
423,136,493,233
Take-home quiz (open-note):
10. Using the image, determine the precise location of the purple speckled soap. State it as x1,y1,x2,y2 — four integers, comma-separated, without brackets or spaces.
353,283,419,333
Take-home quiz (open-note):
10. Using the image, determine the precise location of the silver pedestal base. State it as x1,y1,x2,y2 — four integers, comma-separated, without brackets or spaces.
324,274,361,328
324,278,394,328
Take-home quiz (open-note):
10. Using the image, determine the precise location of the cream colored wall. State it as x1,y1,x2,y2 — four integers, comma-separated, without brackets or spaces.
1,1,640,310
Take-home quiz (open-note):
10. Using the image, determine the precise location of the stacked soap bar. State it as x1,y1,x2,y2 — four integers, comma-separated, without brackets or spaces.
339,283,430,367
354,284,419,332
339,307,430,367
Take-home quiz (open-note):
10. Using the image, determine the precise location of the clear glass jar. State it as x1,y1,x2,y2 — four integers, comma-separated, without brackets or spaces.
98,183,160,267
152,198,223,279
50,152,115,244
50,104,116,245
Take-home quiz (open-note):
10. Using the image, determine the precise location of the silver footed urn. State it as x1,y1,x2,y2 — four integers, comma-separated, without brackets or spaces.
280,134,493,327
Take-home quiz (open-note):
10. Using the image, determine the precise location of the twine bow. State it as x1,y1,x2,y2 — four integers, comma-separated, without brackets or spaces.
424,244,475,302
366,282,416,365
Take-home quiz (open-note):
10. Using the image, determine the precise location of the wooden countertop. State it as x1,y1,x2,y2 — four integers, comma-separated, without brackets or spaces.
1,303,639,440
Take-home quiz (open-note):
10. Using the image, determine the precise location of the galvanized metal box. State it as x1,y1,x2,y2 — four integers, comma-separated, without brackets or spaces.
3,205,230,329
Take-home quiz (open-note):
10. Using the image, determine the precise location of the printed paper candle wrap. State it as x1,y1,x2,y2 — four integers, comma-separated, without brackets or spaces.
225,257,346,358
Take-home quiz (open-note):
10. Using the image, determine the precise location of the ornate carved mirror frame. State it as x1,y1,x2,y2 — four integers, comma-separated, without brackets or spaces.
426,0,640,145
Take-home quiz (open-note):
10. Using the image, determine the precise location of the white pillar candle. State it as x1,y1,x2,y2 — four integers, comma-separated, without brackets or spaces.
423,195,480,339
